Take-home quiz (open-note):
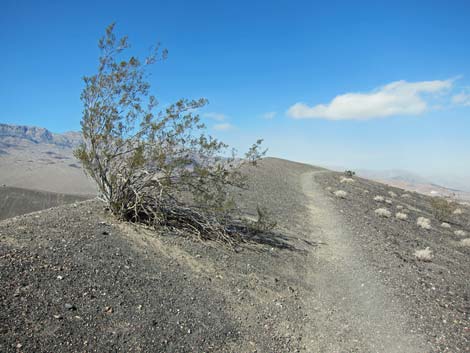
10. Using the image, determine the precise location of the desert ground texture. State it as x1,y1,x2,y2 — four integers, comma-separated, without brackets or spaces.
0,158,469,352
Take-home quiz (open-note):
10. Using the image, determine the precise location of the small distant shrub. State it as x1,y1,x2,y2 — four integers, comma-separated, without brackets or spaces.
396,205,404,210
454,230,467,237
414,247,433,262
326,186,333,191
374,195,385,202
440,222,451,229
431,197,456,221
344,170,355,177
417,217,431,230
340,177,355,183
375,208,391,218
334,190,348,199
363,189,370,194
395,212,408,220
385,199,393,204
401,193,411,198
460,238,470,247
388,191,397,198
453,208,463,215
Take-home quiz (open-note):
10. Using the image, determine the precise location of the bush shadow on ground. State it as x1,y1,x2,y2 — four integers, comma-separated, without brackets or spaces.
235,227,318,253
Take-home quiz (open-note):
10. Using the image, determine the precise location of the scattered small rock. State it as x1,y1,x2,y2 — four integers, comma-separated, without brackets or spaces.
64,303,77,311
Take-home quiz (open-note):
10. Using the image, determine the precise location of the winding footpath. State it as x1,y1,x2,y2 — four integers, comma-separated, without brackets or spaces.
299,171,427,353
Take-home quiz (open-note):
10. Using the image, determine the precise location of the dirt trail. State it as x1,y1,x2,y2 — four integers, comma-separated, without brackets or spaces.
300,171,427,353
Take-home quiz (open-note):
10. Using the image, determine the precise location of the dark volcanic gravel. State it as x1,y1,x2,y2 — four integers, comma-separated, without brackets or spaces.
314,171,470,352
0,201,237,352
0,159,319,353
1,158,469,352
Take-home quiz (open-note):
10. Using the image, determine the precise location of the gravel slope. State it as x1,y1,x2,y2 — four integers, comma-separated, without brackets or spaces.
0,186,90,221
314,171,469,352
1,158,468,352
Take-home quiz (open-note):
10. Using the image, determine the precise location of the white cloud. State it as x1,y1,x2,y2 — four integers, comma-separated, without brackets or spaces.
203,112,228,121
213,123,234,131
261,111,277,120
287,79,454,120
452,92,470,106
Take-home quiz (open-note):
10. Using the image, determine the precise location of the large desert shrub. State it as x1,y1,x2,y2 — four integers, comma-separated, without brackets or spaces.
75,24,268,242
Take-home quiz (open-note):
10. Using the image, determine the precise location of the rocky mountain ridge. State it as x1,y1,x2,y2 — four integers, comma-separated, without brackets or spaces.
0,123,82,148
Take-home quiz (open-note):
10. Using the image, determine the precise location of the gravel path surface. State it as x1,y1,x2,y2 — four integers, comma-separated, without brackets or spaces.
299,171,426,352
314,170,469,352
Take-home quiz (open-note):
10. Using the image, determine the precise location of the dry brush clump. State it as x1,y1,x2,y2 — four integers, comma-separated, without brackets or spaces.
75,24,271,244
375,208,391,218
395,212,408,220
460,238,470,247
340,176,355,183
373,195,385,202
414,247,433,262
441,222,451,229
417,217,431,230
454,230,467,237
334,190,348,199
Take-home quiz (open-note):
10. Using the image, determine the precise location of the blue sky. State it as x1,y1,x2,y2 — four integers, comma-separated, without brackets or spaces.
1,0,469,187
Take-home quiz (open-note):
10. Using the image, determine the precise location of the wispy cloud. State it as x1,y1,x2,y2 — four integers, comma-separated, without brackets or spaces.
287,79,454,120
203,112,228,121
261,111,277,120
452,91,470,106
213,123,234,131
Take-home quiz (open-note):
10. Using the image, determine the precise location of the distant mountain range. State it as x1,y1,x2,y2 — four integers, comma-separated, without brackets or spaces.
0,123,82,148
0,123,95,195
